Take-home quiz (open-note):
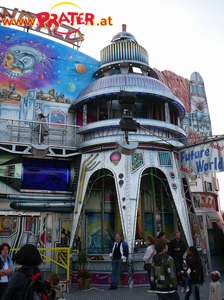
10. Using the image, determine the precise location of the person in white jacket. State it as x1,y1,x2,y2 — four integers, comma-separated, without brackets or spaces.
209,270,222,300
143,236,156,292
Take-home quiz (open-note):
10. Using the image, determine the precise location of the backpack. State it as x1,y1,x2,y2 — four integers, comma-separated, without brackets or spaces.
20,270,48,300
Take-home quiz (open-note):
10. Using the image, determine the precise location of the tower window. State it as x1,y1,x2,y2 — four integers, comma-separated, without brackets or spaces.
158,152,172,166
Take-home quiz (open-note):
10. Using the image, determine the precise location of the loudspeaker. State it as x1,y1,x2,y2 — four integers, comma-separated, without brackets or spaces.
31,144,49,157
116,140,138,155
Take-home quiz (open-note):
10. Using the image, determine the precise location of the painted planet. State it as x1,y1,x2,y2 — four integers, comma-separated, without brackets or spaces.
76,64,86,74
39,74,44,79
68,54,72,59
58,80,61,84
65,82,76,92
5,36,10,40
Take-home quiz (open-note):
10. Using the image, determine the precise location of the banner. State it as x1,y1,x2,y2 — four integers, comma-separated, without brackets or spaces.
179,140,224,177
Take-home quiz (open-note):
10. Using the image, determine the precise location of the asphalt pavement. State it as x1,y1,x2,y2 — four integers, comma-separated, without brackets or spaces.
64,274,224,300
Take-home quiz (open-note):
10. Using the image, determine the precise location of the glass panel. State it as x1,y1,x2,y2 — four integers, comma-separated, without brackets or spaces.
21,158,71,191
104,213,115,253
198,85,205,95
87,213,102,253
144,213,153,239
190,84,197,93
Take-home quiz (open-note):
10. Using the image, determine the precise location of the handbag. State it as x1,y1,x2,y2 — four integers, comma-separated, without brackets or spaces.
144,249,156,270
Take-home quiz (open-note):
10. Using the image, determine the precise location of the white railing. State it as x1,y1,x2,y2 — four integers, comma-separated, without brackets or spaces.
0,117,81,148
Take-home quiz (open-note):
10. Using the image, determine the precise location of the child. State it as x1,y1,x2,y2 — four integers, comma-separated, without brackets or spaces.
209,270,222,300
46,273,64,300
180,259,190,292
44,280,56,299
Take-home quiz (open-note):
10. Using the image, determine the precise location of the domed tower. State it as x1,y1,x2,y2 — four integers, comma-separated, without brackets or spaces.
94,24,158,79
70,25,192,287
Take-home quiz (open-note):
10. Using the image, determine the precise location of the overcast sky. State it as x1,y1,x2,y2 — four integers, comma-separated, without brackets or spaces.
3,0,224,208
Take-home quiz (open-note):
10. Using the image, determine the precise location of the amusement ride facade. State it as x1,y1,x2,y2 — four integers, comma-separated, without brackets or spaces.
0,11,223,286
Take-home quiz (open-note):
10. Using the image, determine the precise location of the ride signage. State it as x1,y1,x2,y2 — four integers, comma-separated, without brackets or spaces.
0,4,113,46
179,140,224,177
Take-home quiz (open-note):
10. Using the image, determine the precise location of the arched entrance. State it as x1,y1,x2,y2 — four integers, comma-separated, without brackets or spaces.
74,168,123,254
135,167,185,247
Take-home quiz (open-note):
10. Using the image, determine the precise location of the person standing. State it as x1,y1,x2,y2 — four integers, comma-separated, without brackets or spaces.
143,236,156,292
157,231,171,255
99,108,107,120
37,113,48,144
109,233,129,290
151,239,179,300
0,243,14,299
1,244,44,300
208,270,222,300
185,246,204,300
170,232,187,282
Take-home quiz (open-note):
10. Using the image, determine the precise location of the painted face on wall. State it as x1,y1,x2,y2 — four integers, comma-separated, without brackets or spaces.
4,52,16,70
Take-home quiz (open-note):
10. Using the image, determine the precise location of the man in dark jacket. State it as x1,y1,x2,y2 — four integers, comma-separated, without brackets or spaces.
109,233,128,290
170,232,187,282
151,239,179,300
185,246,204,300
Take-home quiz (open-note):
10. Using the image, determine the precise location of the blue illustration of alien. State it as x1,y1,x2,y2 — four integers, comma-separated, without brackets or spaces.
4,43,50,79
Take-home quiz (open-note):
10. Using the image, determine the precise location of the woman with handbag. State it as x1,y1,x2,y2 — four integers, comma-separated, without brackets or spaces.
143,236,156,292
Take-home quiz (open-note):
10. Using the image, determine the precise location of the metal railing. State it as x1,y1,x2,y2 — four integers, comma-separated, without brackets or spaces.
0,117,81,148
11,247,70,281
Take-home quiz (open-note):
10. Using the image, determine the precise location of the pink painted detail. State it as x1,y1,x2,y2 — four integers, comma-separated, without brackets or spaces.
72,272,128,286
72,271,149,286
134,272,149,285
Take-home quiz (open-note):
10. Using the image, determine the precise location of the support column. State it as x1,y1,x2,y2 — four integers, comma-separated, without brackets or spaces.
161,181,165,233
151,169,157,238
101,177,105,253
165,102,170,123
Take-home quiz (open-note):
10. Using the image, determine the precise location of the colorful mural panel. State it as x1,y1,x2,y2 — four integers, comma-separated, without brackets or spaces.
144,214,153,238
0,216,17,236
0,27,99,105
132,153,144,173
180,72,212,144
87,213,114,253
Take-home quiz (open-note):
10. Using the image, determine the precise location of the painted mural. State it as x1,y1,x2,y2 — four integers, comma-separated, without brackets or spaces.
155,69,212,144
181,72,212,143
154,68,190,113
0,26,99,115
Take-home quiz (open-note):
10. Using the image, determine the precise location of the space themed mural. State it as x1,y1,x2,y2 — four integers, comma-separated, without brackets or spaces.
0,27,99,105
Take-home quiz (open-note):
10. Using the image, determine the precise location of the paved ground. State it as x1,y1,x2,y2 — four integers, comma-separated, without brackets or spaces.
64,275,224,300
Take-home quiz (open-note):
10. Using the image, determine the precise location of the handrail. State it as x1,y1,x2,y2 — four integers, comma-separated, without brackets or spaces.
0,117,80,148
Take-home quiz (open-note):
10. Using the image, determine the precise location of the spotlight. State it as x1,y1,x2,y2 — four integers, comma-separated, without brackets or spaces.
116,140,138,155
31,144,49,157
